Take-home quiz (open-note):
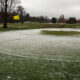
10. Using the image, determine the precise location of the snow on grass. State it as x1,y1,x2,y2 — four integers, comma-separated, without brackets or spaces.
0,29,80,61
0,52,80,80
0,28,80,79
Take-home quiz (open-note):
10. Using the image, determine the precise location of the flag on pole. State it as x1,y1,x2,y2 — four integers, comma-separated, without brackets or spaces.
13,15,20,20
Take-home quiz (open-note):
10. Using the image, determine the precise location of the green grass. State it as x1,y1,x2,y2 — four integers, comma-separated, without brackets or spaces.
41,30,80,36
0,23,80,31
0,53,80,80
0,23,45,31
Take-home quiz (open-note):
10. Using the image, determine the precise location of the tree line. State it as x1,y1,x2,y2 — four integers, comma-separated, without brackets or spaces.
0,0,80,29
51,15,79,24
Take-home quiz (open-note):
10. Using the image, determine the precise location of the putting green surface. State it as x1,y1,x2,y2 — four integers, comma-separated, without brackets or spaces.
0,28,80,80
41,30,80,36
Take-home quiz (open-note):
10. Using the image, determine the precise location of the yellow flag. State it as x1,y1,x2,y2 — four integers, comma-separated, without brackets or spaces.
13,15,20,20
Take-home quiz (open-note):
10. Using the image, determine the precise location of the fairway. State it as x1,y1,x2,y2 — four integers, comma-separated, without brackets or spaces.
0,28,80,80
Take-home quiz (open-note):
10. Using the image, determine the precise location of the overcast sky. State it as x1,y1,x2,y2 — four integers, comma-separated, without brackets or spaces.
21,0,80,19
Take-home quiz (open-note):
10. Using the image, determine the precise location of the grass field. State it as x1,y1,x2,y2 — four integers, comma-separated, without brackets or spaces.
0,22,80,31
0,23,80,80
0,53,80,80
41,30,80,36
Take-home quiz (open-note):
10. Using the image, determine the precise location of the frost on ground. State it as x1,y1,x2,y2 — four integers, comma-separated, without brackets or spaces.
0,28,80,80
0,28,80,61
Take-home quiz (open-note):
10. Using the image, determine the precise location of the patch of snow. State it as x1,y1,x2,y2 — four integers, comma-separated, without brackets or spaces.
0,28,80,62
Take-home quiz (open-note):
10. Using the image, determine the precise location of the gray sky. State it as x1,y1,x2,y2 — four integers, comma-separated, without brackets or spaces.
21,0,80,19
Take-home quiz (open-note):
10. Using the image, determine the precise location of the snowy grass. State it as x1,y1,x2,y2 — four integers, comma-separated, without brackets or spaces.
41,30,80,36
0,29,80,79
0,52,80,80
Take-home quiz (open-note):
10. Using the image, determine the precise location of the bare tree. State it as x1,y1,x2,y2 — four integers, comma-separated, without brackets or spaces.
0,0,20,28
17,6,24,24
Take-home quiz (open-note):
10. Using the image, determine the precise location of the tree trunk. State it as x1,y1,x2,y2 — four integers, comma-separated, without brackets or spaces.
3,0,8,28
21,11,24,24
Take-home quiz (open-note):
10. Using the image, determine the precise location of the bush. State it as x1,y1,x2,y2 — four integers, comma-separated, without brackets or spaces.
51,17,57,23
66,17,77,24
